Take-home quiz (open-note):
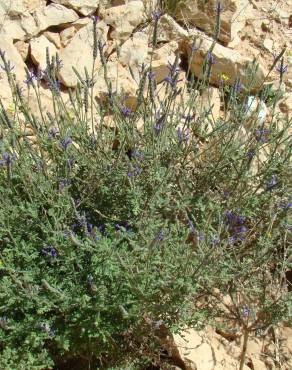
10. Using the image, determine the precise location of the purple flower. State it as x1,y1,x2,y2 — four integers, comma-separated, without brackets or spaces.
24,70,37,86
59,178,71,190
182,114,196,123
60,136,72,150
0,152,16,167
164,75,182,89
207,52,216,65
276,60,288,76
48,127,59,139
247,149,255,160
255,128,270,143
41,246,57,258
39,323,55,337
188,220,196,234
225,211,246,226
234,79,243,93
242,306,250,318
216,1,224,14
152,10,163,22
154,113,166,134
66,158,74,171
91,15,100,23
148,70,156,80
266,175,277,191
211,237,220,246
278,201,292,209
155,230,165,241
177,127,190,143
127,165,142,177
167,61,180,76
0,60,14,73
121,106,132,117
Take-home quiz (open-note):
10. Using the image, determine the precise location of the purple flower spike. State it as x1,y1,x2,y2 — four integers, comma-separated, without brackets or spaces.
276,60,288,76
242,306,250,318
207,52,216,65
216,1,224,14
0,152,16,167
177,127,190,144
41,246,58,258
60,136,72,150
121,106,132,117
152,10,163,22
155,230,165,241
266,175,277,191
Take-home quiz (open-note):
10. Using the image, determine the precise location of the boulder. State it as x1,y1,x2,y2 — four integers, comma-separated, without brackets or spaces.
58,20,108,87
278,93,292,119
101,1,145,42
0,35,26,83
44,31,62,49
0,17,26,41
60,26,76,47
30,35,58,71
34,4,79,33
119,32,149,81
14,40,29,61
152,41,179,83
175,0,252,45
93,61,138,109
0,0,45,15
184,30,267,91
51,0,99,16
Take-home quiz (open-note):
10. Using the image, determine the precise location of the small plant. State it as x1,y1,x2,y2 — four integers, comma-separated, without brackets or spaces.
0,10,291,370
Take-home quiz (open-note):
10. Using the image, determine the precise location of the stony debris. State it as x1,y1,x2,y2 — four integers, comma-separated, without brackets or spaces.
30,35,58,71
58,20,108,87
101,1,145,42
175,0,253,45
51,0,99,16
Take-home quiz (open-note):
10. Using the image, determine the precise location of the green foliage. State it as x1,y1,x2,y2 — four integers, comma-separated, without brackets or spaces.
0,16,291,370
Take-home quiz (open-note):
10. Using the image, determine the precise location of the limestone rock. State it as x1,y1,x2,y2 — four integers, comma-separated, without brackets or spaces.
51,0,99,16
166,329,215,370
119,32,149,81
175,0,252,45
71,17,92,30
58,21,108,87
184,31,267,91
44,31,62,49
30,35,58,71
101,1,145,42
278,93,292,118
152,41,179,83
60,27,76,47
0,18,26,41
145,14,188,43
34,4,79,33
244,95,268,126
93,62,138,109
0,35,26,83
0,0,45,15
14,40,29,61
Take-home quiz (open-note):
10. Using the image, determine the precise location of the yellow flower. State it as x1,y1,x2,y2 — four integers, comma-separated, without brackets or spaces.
220,73,230,82
7,104,15,113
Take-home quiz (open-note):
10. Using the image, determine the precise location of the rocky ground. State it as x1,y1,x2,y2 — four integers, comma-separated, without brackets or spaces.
0,0,291,369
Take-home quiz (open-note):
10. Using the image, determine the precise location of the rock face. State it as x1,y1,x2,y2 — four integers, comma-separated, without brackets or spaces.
93,61,138,108
30,35,58,71
34,4,79,32
101,1,145,42
184,30,267,90
175,0,252,45
58,20,108,87
51,0,99,16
